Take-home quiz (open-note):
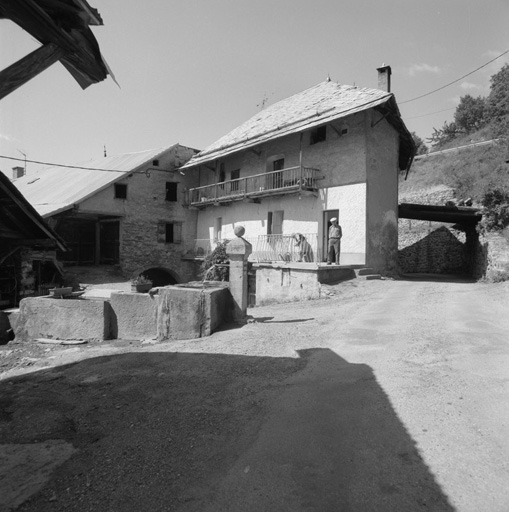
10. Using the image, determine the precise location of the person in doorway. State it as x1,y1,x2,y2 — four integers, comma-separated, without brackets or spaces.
327,217,342,265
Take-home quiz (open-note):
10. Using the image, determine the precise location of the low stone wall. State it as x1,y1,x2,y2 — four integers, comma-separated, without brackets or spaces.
110,292,159,340
157,283,232,340
14,297,114,342
12,283,234,343
255,265,321,306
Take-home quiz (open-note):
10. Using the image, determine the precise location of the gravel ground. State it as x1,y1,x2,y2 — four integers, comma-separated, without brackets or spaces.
1,276,508,511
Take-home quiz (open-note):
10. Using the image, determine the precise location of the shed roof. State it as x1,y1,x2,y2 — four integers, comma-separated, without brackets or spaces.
181,80,415,171
13,146,177,218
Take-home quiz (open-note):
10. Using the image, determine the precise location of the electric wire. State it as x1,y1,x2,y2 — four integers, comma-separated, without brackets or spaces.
0,154,128,173
400,48,509,104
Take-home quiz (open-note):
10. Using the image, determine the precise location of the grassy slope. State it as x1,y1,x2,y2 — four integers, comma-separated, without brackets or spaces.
400,133,509,201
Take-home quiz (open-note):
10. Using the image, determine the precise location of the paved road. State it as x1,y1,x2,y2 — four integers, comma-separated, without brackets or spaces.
1,277,508,511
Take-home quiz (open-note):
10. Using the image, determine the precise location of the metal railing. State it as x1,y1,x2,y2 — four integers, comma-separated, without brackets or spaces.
186,234,322,263
186,166,320,205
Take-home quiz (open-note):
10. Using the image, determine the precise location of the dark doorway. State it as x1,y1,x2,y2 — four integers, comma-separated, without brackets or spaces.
100,221,120,264
323,209,339,262
57,218,96,265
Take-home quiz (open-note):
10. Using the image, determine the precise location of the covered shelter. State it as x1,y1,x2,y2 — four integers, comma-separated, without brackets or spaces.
0,172,66,307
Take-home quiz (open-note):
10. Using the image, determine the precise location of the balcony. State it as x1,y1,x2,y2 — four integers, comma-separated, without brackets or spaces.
186,166,320,207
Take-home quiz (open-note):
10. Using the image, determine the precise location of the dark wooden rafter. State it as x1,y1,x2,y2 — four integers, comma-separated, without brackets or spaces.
0,43,65,100
0,0,111,99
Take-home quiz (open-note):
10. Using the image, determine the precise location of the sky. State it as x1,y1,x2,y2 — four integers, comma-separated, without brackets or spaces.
1,0,508,177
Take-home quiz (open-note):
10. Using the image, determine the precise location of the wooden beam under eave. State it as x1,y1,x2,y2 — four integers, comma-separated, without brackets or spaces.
0,43,65,100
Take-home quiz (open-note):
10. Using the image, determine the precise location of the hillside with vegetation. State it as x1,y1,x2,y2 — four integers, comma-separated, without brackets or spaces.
401,64,509,233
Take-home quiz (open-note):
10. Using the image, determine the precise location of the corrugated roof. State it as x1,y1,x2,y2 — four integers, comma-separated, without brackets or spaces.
13,146,176,218
181,81,402,169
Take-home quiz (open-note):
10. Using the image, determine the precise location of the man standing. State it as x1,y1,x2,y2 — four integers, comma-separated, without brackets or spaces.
327,217,342,265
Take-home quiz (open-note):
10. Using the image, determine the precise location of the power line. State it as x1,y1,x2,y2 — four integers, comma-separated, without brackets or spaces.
400,48,509,105
0,154,126,173
406,107,456,120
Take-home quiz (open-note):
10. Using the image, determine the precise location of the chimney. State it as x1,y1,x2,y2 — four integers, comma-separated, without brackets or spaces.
376,64,391,92
12,166,25,179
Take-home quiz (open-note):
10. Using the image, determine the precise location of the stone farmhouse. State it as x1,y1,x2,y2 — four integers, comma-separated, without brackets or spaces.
13,144,199,286
181,66,415,276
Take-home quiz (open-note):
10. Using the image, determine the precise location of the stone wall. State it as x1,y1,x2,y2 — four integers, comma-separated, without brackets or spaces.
473,231,509,281
398,225,468,274
398,186,468,274
76,145,200,283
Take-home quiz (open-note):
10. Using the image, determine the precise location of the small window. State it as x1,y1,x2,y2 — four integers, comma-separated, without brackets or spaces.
230,169,240,191
115,183,127,199
152,159,160,167
341,127,349,136
166,182,178,201
310,125,327,145
158,222,182,244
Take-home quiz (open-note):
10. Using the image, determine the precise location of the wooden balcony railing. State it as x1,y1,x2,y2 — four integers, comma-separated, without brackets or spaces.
186,166,320,206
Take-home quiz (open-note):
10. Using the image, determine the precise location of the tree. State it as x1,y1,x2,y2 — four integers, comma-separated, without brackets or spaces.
427,121,459,148
454,94,487,133
481,187,509,231
487,64,509,137
411,131,428,155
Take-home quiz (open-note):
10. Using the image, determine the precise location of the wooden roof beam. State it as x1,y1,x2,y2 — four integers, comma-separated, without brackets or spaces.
0,42,65,100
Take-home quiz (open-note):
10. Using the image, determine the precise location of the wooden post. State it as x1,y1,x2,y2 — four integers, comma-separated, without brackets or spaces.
299,132,303,190
0,43,65,100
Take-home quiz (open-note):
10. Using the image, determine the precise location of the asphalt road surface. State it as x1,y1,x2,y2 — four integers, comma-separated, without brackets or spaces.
1,276,508,511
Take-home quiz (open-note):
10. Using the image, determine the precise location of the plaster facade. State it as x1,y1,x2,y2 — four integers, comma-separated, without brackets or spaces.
195,110,401,271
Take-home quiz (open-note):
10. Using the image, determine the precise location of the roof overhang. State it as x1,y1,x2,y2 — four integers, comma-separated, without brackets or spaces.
181,94,415,172
0,0,113,99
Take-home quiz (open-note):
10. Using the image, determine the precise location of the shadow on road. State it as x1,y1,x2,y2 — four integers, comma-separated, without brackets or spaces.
0,348,454,511
399,272,475,283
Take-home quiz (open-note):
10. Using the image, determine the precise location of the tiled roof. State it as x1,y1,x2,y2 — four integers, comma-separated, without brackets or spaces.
13,146,176,218
181,80,411,169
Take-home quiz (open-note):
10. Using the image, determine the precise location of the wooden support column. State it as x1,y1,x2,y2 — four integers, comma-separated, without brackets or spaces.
299,132,303,190
0,43,65,100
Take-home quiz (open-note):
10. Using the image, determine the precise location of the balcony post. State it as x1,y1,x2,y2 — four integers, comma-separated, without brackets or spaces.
299,132,303,190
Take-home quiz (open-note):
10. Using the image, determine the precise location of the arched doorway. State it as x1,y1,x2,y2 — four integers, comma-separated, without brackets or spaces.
137,268,178,287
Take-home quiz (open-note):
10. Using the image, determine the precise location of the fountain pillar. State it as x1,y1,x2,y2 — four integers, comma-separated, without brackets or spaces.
226,226,252,322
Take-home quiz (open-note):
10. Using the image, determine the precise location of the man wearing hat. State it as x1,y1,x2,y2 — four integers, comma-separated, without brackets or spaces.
327,217,342,265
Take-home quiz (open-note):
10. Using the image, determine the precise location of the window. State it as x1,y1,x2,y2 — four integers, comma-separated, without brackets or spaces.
310,125,327,145
267,210,284,235
158,222,182,244
115,183,127,199
214,217,222,242
166,182,178,201
230,169,240,191
152,159,160,167
219,163,226,183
